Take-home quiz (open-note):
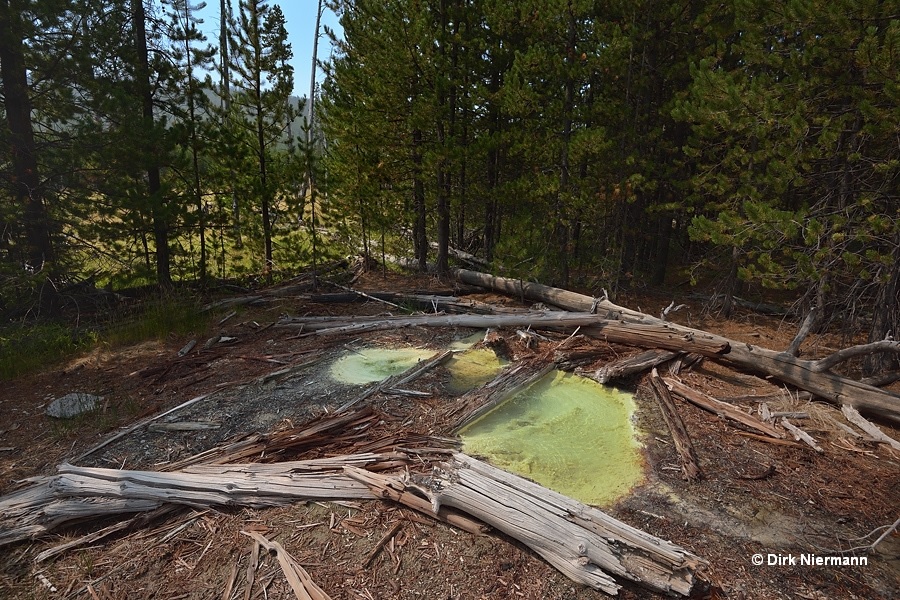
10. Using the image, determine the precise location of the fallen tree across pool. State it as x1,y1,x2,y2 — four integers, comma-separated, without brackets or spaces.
453,269,900,423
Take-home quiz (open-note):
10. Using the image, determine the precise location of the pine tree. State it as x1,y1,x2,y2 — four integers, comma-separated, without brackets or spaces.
228,0,295,280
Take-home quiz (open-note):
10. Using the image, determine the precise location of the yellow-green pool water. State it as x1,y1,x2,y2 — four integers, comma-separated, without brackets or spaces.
446,348,506,394
459,370,644,506
329,347,434,385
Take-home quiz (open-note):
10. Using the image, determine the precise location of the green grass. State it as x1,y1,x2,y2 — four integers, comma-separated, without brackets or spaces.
0,295,214,380
0,323,98,380
101,295,211,347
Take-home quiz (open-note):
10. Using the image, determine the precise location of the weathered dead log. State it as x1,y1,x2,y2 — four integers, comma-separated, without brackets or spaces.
342,466,488,535
588,349,680,383
664,379,784,439
351,453,708,596
649,370,702,481
0,454,407,547
454,269,900,423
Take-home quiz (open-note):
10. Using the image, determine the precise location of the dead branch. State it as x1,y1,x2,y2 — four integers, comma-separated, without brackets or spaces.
786,307,817,357
663,379,784,439
812,340,900,373
841,405,900,451
649,370,702,482
781,418,823,452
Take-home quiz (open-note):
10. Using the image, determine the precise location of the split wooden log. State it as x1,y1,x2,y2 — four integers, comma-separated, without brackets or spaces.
780,418,823,452
841,405,900,451
649,370,702,482
356,453,708,597
0,454,401,547
454,269,900,423
342,467,488,535
588,349,679,383
664,379,784,439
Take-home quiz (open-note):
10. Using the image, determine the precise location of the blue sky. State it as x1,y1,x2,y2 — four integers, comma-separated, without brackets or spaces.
195,1,344,98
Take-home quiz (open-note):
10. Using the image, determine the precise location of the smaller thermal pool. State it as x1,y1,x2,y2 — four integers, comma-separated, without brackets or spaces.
329,347,434,385
446,348,506,394
459,370,644,506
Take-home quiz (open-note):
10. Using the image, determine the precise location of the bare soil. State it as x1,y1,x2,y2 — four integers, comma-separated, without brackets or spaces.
1,271,898,599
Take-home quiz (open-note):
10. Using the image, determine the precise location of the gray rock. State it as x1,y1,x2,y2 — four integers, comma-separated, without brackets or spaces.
46,393,102,419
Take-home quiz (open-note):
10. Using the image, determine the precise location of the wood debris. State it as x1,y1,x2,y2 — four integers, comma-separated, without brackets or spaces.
242,530,333,600
841,405,900,451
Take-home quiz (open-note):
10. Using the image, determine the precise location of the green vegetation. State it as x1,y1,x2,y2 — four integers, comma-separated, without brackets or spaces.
100,295,210,347
0,294,210,380
0,323,97,380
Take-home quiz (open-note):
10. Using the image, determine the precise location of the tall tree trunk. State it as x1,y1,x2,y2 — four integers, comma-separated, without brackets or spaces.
434,0,451,275
553,4,577,288
307,0,323,286
412,128,427,271
865,232,900,376
182,1,206,284
132,0,170,287
0,0,54,270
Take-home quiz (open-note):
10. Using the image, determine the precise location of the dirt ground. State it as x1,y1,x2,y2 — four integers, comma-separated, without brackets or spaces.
1,271,899,599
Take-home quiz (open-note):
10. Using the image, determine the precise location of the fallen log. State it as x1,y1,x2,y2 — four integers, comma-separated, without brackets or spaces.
454,269,900,423
0,454,403,547
347,453,708,596
278,311,731,356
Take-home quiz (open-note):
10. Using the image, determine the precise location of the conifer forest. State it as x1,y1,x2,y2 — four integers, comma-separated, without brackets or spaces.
1,0,898,360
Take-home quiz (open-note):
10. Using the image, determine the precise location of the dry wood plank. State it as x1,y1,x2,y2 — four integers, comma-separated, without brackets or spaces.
841,405,900,450
649,370,702,482
454,268,900,423
664,378,784,439
589,349,679,383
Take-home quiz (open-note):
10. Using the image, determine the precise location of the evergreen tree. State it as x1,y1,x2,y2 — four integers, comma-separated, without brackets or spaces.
228,0,296,279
